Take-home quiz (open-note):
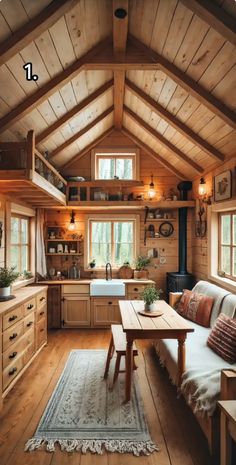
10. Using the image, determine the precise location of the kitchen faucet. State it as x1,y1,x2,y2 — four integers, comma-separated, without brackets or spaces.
105,262,112,281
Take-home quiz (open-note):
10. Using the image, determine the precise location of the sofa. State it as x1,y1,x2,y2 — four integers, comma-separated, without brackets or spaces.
154,280,236,454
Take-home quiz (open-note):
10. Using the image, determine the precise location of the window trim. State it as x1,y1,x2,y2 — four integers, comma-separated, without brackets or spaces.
85,214,140,270
218,211,236,282
10,213,30,274
91,147,140,181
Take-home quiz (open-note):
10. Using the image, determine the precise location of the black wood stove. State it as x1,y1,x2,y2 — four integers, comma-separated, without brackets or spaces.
166,181,195,299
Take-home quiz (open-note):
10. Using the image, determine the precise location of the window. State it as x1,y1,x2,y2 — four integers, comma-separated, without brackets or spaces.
87,216,138,268
92,149,139,180
219,212,236,281
10,215,30,273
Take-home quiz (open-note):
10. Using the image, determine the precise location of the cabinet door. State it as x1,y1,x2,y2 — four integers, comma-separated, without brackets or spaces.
48,285,61,329
92,298,122,327
62,296,90,328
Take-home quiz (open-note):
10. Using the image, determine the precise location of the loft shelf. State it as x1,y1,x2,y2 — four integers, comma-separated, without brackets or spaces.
46,253,83,256
66,200,195,209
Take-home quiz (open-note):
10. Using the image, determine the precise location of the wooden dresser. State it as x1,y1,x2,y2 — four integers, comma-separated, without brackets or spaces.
0,286,47,409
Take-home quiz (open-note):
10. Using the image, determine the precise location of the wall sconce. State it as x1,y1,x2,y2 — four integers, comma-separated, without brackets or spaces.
148,174,155,200
68,210,76,231
198,177,207,197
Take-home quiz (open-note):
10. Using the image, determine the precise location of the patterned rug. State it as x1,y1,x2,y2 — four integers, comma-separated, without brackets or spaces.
25,350,158,456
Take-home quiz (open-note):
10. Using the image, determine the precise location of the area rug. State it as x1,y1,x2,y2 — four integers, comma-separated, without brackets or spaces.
25,349,158,456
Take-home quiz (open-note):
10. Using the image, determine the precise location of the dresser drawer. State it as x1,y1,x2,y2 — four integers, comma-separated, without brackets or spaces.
23,298,36,316
3,321,24,352
127,293,142,301
36,291,47,308
36,304,46,323
24,312,35,333
3,305,23,331
127,284,146,294
3,338,25,370
36,318,47,349
62,284,90,295
3,355,24,391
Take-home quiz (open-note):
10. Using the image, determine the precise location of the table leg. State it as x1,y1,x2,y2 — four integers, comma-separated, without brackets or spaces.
177,336,186,388
220,411,231,465
125,338,133,402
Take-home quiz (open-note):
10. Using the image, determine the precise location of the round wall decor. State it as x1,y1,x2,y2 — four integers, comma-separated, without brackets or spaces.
159,221,174,237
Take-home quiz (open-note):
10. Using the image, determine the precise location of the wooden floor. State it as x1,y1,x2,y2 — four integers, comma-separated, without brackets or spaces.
0,330,214,465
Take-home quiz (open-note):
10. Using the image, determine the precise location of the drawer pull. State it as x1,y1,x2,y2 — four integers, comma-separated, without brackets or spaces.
134,288,138,291
39,311,44,316
9,333,17,340
9,367,17,376
9,314,18,322
9,351,17,359
26,321,33,327
40,328,44,333
40,296,45,302
27,304,34,310
108,301,112,305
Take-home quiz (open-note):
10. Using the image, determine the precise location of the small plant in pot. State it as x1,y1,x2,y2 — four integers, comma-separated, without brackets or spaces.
141,286,163,312
0,266,20,298
134,255,151,279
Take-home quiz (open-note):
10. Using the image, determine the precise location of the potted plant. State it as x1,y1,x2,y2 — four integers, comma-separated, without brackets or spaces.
0,266,20,298
141,286,163,312
134,255,151,279
89,259,96,269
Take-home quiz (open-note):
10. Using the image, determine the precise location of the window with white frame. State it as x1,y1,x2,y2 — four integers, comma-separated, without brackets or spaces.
10,215,30,273
87,216,138,268
92,149,139,180
218,211,236,281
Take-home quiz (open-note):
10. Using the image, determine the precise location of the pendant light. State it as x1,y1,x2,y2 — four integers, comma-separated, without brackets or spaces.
68,210,76,231
148,174,155,200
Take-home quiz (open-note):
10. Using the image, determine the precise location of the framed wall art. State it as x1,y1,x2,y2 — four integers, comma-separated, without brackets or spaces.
214,170,232,202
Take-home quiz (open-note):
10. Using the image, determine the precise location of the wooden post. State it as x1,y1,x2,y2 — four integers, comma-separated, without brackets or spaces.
177,335,186,387
125,337,133,402
26,130,35,176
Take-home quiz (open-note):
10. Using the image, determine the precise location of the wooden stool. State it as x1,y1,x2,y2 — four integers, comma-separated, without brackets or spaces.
104,324,138,386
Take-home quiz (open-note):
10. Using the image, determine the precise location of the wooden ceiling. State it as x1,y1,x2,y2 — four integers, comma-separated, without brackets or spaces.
0,0,235,179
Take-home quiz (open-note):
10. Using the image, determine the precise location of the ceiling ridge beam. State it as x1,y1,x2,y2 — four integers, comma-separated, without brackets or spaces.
121,127,186,180
179,0,236,46
124,106,204,174
0,37,112,135
61,127,114,170
125,78,225,163
128,36,236,130
49,106,114,160
36,79,113,145
0,0,78,65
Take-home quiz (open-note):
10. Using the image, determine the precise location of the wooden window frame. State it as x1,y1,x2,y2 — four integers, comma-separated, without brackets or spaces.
85,214,140,270
218,211,236,282
10,214,30,274
91,148,140,180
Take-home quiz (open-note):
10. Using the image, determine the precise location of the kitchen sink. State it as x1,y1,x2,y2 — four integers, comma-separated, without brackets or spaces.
90,279,125,296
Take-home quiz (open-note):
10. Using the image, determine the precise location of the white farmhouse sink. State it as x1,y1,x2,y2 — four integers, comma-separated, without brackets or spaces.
90,279,125,296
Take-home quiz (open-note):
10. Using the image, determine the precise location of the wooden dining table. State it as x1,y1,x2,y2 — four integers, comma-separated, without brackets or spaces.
119,299,194,402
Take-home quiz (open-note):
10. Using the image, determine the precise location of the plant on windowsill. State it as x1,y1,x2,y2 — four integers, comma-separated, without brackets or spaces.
0,266,20,298
134,255,151,280
141,285,163,312
89,259,96,269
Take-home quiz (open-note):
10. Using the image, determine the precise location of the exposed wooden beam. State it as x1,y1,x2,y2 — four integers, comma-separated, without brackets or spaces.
121,128,186,180
61,127,114,170
125,78,225,163
0,0,78,65
124,106,204,174
49,106,114,160
36,79,113,145
113,0,129,129
0,38,111,134
127,36,236,130
179,0,236,46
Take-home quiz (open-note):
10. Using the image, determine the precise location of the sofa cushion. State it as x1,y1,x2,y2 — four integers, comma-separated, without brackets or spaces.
192,280,230,326
177,289,214,327
221,293,236,319
207,314,236,363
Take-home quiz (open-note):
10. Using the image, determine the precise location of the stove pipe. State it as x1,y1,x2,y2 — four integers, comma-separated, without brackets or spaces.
177,181,192,274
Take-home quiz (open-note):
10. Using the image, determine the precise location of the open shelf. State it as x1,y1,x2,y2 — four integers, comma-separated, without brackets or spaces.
46,253,83,256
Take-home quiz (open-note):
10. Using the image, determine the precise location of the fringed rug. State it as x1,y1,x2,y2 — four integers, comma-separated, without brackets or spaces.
25,349,158,456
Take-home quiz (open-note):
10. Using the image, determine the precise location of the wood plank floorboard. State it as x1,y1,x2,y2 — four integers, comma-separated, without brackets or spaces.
0,330,213,465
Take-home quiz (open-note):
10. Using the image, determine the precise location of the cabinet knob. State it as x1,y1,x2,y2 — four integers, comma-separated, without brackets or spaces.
26,321,33,327
9,351,17,359
40,328,44,333
27,304,33,310
108,301,112,305
134,288,138,291
40,296,45,302
9,315,17,322
40,311,44,316
9,333,17,340
9,367,17,376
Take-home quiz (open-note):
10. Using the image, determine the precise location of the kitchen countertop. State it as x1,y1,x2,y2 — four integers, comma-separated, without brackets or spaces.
0,285,47,316
36,279,155,285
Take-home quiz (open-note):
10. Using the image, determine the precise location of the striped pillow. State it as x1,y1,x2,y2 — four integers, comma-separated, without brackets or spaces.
177,289,214,327
207,314,236,364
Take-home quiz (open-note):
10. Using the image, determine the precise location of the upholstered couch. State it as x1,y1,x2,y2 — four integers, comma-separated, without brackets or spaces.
154,280,236,454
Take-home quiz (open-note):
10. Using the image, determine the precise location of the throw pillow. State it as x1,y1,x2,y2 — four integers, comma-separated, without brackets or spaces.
207,313,236,364
177,289,214,327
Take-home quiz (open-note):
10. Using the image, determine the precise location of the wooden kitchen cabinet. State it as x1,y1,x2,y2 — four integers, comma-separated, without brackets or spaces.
91,298,122,327
47,285,61,329
61,296,91,328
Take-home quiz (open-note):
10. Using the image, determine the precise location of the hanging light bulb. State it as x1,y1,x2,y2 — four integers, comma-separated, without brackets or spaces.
148,174,155,200
198,177,207,197
68,210,76,231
